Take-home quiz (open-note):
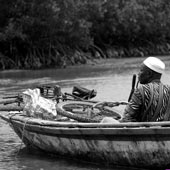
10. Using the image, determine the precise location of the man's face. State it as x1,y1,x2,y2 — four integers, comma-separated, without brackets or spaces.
138,64,151,84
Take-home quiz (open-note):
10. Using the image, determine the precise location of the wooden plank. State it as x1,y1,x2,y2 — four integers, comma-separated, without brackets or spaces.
10,115,170,128
2,112,170,128
0,106,23,111
10,119,170,136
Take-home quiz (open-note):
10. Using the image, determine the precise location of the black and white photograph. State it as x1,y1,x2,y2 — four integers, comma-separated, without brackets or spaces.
0,0,170,170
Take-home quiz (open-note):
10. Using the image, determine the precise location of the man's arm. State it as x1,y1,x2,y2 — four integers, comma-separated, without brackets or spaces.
120,88,143,122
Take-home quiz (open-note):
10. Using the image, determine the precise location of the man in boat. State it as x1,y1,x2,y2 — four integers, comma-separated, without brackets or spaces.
101,56,170,123
120,56,170,122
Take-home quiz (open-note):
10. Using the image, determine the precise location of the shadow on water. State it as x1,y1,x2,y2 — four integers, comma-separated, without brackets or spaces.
9,146,150,170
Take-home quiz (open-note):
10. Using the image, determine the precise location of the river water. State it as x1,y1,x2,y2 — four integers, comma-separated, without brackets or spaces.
0,58,169,170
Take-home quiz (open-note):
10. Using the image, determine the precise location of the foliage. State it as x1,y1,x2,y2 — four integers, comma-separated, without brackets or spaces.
0,0,170,69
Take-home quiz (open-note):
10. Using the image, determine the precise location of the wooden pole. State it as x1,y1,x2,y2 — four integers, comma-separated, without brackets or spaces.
128,74,136,102
0,106,23,111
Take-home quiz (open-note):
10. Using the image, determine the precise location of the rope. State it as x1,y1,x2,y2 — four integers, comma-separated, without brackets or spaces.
14,118,31,157
8,112,21,122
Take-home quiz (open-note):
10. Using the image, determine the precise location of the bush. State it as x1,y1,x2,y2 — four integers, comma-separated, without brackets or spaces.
0,0,170,69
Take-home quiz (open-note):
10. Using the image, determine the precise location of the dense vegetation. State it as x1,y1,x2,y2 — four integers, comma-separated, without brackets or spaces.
0,0,170,69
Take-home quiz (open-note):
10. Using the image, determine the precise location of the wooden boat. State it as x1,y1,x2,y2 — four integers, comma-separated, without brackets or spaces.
1,102,170,169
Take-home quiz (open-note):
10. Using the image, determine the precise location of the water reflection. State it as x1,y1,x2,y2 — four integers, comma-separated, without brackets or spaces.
0,138,147,170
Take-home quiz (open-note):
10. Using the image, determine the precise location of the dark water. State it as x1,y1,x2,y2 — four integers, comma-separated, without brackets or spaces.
0,61,169,170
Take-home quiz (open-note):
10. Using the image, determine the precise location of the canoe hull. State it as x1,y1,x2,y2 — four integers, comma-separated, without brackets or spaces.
2,113,170,168
18,130,170,168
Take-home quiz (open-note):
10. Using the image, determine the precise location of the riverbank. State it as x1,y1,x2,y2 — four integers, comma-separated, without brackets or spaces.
1,55,170,74
57,55,170,72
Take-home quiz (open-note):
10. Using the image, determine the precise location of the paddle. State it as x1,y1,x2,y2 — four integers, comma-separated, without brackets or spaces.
128,74,136,102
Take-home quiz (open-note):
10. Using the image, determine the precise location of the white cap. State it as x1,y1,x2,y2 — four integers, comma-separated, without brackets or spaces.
143,57,165,74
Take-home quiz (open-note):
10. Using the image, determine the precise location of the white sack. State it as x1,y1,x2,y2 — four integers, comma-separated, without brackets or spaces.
22,88,57,119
